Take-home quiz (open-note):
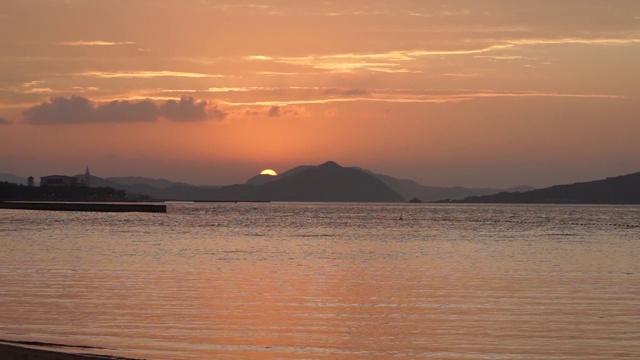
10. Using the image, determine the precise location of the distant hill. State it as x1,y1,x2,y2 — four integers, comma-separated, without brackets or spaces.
357,169,533,202
245,165,313,186
246,166,532,202
199,161,404,202
256,161,404,202
461,172,640,204
61,162,403,202
245,174,278,186
83,175,218,200
1,164,534,203
0,173,27,185
106,176,192,189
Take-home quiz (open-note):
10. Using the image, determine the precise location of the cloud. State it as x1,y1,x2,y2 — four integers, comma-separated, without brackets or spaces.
325,88,369,96
98,99,159,123
245,35,640,73
268,106,281,117
0,117,13,125
79,71,223,79
24,96,227,125
208,106,228,120
58,41,135,46
265,105,310,118
24,96,158,125
223,90,624,108
161,96,226,121
227,105,311,119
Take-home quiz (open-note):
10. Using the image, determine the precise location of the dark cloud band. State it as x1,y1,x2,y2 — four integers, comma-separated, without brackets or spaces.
24,96,227,125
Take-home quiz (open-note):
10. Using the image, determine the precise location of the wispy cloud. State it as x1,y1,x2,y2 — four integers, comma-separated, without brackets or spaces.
160,89,198,93
245,35,640,73
19,80,54,94
58,41,135,46
442,73,484,78
474,55,529,61
222,90,624,107
78,71,224,79
22,80,46,88
206,87,253,93
26,88,53,94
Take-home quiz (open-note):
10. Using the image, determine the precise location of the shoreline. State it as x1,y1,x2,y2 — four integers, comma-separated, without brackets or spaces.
0,342,142,360
0,201,166,213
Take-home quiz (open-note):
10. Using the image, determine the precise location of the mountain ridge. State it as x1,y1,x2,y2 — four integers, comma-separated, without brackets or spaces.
8,165,637,204
0,173,28,186
359,170,534,202
460,172,640,204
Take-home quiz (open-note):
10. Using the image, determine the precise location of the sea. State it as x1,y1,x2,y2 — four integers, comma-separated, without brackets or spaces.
0,203,639,360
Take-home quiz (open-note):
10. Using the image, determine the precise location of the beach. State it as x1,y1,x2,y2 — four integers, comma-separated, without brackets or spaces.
0,342,138,360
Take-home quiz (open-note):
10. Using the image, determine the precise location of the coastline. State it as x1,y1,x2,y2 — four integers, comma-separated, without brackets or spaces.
0,201,166,213
0,342,142,360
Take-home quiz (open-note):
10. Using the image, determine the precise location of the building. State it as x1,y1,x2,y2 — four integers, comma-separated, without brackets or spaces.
27,176,34,187
40,175,79,187
40,166,92,187
84,166,91,187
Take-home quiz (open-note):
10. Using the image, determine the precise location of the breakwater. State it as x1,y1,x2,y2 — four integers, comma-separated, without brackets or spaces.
0,201,166,213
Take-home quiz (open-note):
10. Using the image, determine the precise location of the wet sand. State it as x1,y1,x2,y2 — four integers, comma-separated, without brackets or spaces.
0,342,140,360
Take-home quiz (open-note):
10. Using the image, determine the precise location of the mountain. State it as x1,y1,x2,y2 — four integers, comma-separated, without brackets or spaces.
255,161,404,202
0,173,28,185
357,170,533,202
461,172,640,204
245,174,278,186
196,161,405,202
245,165,314,186
4,163,537,203
70,161,403,202
106,176,192,189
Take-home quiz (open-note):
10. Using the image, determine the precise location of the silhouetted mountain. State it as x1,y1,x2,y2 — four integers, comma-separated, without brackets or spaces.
4,163,539,203
357,170,533,202
255,161,404,202
246,174,278,186
461,172,640,204
70,174,123,189
106,176,192,189
244,165,314,186
69,175,215,200
0,173,27,185
278,165,315,178
195,161,404,202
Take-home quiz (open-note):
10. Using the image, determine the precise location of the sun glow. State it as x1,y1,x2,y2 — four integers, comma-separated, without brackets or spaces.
260,169,278,176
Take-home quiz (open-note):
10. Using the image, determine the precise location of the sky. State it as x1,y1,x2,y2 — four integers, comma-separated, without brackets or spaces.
1,0,639,188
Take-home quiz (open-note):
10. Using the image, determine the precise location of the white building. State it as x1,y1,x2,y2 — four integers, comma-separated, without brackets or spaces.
40,175,79,187
40,166,92,187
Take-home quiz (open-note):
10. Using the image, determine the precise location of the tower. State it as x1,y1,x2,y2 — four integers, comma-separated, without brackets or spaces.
84,166,91,187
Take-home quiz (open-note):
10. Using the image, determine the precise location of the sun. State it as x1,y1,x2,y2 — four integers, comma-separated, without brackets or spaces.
260,169,278,176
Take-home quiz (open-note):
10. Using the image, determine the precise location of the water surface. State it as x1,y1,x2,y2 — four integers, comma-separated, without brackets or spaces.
1,203,638,359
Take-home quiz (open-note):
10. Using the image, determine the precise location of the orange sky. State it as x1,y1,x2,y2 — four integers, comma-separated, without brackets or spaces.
1,0,639,187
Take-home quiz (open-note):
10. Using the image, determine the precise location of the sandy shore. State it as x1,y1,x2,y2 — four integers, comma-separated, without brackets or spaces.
0,342,141,360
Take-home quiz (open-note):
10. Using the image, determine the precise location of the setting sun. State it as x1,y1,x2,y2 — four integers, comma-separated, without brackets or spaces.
260,169,278,176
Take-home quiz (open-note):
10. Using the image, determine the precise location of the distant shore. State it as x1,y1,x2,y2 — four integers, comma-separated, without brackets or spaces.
0,342,141,360
0,201,166,213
